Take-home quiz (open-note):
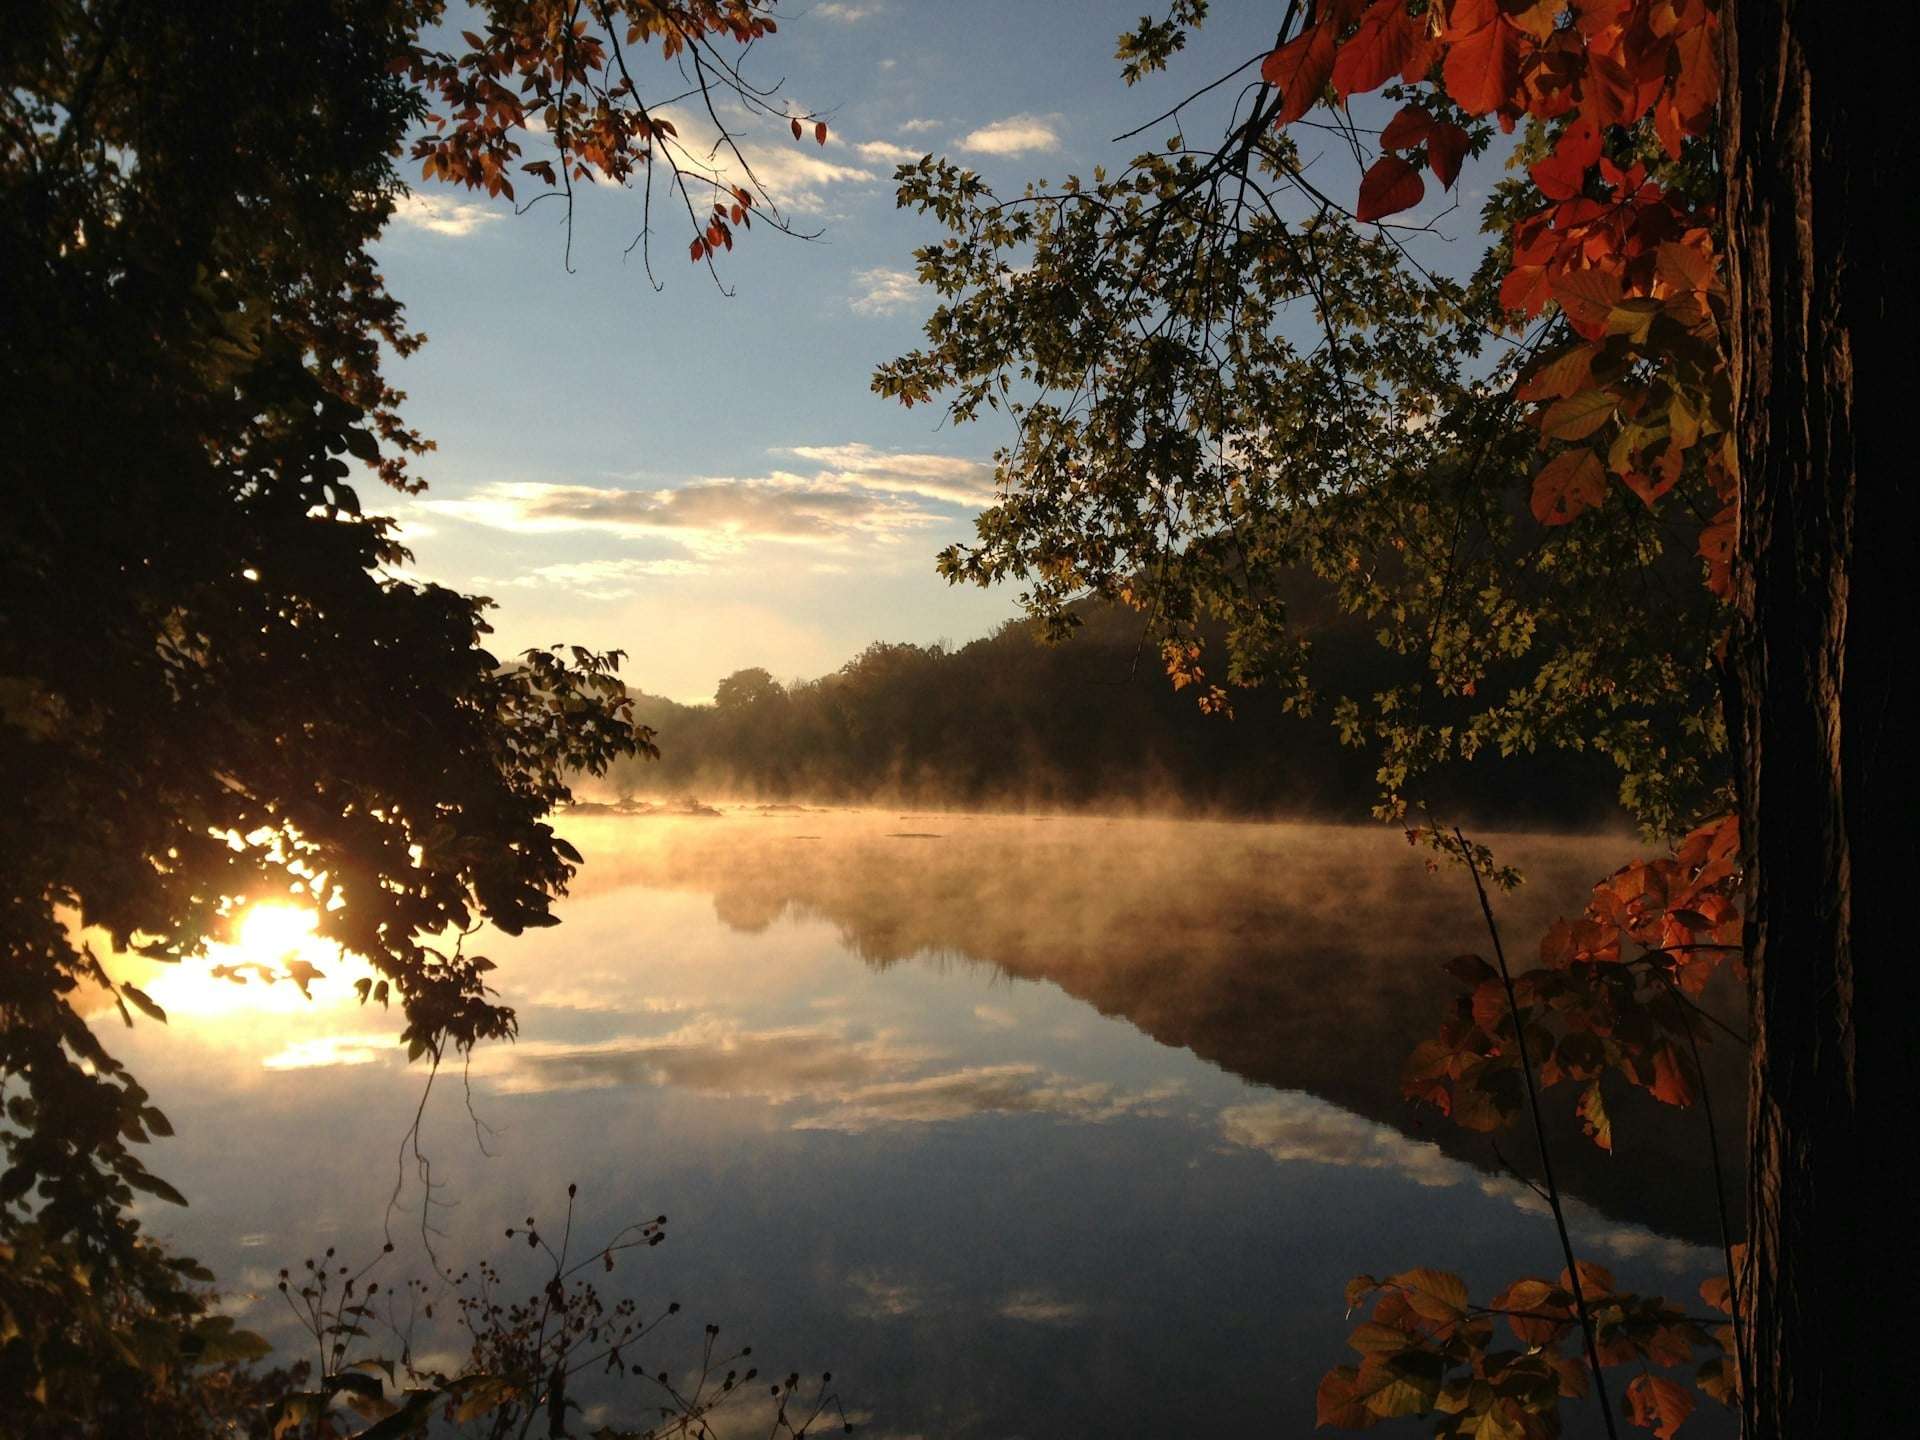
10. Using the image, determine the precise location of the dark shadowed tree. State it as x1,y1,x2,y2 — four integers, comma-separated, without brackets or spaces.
1,1,819,1430
1724,3,1912,1431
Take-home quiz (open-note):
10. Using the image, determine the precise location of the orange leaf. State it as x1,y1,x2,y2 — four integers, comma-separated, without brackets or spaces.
1549,266,1625,338
1627,1374,1696,1439
1499,263,1553,316
1316,1366,1379,1429
1530,115,1602,199
1356,155,1425,223
1263,22,1339,126
1442,16,1522,115
1530,448,1607,525
1649,1043,1696,1107
1332,0,1427,98
1514,342,1596,402
1539,387,1618,440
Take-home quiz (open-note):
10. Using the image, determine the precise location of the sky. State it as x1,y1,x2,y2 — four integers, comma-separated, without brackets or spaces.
375,2,1487,703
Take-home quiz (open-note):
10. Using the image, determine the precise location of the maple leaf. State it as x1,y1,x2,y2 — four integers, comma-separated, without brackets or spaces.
1356,155,1426,223
1530,448,1608,525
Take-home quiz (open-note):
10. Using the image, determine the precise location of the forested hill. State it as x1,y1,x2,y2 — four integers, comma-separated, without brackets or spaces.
599,601,1629,826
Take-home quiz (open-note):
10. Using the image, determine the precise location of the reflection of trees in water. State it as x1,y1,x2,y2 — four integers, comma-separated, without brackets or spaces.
581,814,1743,1245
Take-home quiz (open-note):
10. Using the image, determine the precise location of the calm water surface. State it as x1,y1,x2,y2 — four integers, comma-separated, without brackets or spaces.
99,811,1739,1438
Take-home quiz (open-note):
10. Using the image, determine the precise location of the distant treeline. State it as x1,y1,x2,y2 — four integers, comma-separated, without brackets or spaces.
602,601,1628,826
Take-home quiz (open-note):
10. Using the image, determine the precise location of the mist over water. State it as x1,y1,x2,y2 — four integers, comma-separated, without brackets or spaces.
99,809,1738,1438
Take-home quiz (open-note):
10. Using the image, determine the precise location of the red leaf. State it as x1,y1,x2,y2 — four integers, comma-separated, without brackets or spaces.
790,116,803,140
1355,155,1425,223
1426,121,1471,188
1627,1374,1696,1439
1530,115,1603,199
1530,448,1608,526
1263,22,1338,127
1549,266,1625,338
1332,1,1426,98
1442,16,1523,115
1378,105,1432,151
814,120,828,145
1499,263,1553,316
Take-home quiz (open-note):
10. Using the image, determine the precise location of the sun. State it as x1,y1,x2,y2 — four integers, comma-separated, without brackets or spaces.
237,901,320,960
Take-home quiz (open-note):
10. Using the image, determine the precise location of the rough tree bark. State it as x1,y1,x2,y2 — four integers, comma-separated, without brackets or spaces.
1724,2,1914,1432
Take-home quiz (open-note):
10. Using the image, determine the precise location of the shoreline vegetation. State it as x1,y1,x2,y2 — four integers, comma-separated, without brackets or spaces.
588,602,1635,832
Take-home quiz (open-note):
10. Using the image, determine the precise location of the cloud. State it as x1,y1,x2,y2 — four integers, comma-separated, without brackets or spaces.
956,114,1061,155
261,1033,395,1070
391,192,503,237
1217,1093,1462,1189
473,557,710,599
472,1019,1180,1132
847,1268,931,1319
423,475,940,555
655,106,877,213
996,1290,1086,1325
848,266,922,315
813,1,881,19
782,443,997,506
425,446,995,557
897,118,942,135
853,139,922,164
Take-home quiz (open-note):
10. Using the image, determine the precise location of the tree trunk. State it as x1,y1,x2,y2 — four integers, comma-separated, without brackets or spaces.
1724,2,1914,1432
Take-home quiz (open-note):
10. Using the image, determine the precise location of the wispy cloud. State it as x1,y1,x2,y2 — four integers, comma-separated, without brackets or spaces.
847,266,923,315
897,118,942,135
471,1019,1181,1133
657,106,877,213
957,113,1061,155
996,1290,1086,1325
425,445,994,558
783,443,996,506
813,1,881,19
1217,1094,1461,1188
474,557,710,599
423,475,939,555
391,191,504,237
853,139,922,164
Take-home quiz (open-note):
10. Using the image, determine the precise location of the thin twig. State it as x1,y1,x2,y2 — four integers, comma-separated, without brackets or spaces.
1455,826,1621,1440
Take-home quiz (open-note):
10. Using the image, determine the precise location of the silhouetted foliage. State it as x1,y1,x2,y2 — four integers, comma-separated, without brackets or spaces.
604,600,1628,825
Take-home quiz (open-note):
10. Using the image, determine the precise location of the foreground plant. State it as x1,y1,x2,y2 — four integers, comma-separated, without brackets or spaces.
265,1188,852,1440
1320,821,1743,1437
